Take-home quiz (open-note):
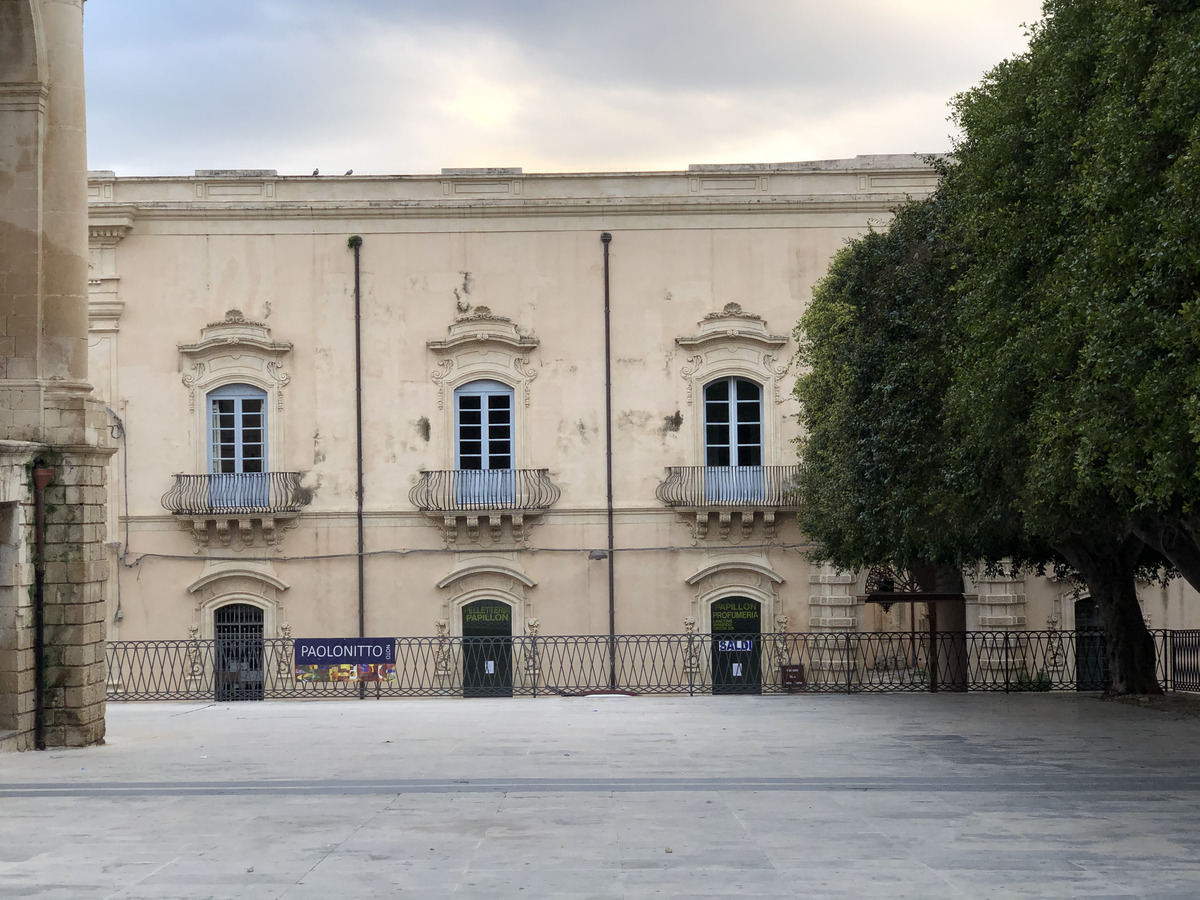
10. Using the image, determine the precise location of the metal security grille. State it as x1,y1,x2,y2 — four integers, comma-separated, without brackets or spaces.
214,603,264,701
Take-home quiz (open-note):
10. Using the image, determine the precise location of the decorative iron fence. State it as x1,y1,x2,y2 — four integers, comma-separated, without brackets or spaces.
655,465,802,507
1171,630,1200,691
161,472,310,516
106,629,1189,701
408,468,561,512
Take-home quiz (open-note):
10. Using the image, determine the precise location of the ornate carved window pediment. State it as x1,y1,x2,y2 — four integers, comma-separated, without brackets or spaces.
428,307,539,412
676,303,789,409
179,309,293,416
664,304,796,541
175,310,300,549
421,308,549,546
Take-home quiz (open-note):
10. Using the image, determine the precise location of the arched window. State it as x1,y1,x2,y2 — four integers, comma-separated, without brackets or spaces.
703,378,764,502
454,380,515,504
704,377,762,467
207,384,268,508
208,384,268,474
455,380,514,470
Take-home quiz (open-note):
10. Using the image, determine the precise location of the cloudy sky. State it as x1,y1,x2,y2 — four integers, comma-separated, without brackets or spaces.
83,0,1045,177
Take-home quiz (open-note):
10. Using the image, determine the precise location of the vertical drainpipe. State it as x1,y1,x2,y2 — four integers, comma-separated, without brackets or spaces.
601,233,617,690
32,462,54,751
349,236,366,655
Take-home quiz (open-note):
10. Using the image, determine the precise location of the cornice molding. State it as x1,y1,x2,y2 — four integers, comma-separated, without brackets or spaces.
88,205,137,244
437,557,537,590
85,194,911,224
87,300,125,334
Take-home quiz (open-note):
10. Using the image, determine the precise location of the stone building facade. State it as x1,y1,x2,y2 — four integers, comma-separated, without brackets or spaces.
85,158,1199,691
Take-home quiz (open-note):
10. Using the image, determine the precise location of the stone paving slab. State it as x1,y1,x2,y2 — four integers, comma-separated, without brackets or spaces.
1,694,1199,898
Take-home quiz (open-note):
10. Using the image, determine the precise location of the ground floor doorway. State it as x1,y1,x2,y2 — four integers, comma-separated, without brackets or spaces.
1075,598,1106,691
462,598,513,697
214,603,264,701
710,597,762,694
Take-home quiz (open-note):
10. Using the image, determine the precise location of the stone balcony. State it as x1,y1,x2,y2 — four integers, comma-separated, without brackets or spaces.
162,472,310,547
655,465,801,539
409,468,561,544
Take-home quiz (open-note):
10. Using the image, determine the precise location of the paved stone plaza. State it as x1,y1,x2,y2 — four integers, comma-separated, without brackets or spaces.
2,693,1200,899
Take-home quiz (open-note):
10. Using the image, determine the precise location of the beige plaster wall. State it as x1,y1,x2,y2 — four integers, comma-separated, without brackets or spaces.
86,159,1200,647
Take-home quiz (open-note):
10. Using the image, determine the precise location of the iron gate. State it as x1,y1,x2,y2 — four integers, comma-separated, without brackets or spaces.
214,603,264,701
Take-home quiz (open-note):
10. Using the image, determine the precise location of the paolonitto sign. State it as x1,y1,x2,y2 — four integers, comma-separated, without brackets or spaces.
293,638,396,666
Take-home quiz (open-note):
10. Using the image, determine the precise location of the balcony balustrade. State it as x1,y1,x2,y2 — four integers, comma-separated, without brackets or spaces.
410,468,561,543
162,472,310,547
655,465,801,539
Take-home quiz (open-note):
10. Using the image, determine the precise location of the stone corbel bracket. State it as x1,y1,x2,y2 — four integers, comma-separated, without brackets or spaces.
178,513,300,552
434,510,546,547
675,508,779,542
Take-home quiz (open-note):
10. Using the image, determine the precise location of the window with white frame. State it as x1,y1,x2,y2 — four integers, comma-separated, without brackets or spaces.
703,377,765,502
704,377,763,467
207,383,268,507
454,380,515,504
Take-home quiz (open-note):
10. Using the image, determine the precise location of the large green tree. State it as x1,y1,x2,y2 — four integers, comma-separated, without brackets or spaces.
795,193,1026,585
797,0,1199,694
948,0,1199,693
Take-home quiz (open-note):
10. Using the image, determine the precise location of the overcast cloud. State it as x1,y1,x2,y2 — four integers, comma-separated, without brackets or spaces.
83,0,1045,176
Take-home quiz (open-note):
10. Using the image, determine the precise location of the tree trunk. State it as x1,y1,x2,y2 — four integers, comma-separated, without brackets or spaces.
912,564,968,691
1056,535,1162,695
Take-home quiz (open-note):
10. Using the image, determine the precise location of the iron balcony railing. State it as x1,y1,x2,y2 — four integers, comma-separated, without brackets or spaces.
655,465,802,507
106,629,1185,701
161,472,310,516
409,468,561,512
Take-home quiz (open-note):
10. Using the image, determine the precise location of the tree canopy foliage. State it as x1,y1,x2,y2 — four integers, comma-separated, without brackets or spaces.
795,0,1200,693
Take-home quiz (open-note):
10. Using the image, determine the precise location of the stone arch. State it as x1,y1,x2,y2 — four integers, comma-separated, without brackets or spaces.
436,555,533,636
428,308,539,469
187,561,288,639
675,303,790,465
0,0,44,83
685,554,783,634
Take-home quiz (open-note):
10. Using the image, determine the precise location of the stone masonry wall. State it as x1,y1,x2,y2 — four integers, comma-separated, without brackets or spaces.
0,443,39,750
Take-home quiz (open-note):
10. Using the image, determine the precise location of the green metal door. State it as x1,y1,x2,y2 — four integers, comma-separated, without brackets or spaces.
462,599,513,697
1075,598,1106,691
711,597,762,695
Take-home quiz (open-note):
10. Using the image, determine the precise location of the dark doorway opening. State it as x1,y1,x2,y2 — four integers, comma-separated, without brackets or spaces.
1075,598,1106,691
214,603,264,701
462,598,513,697
710,597,762,694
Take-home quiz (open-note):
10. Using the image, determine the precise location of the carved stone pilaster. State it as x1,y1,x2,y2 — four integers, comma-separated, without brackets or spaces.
808,562,858,683
972,565,1027,629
